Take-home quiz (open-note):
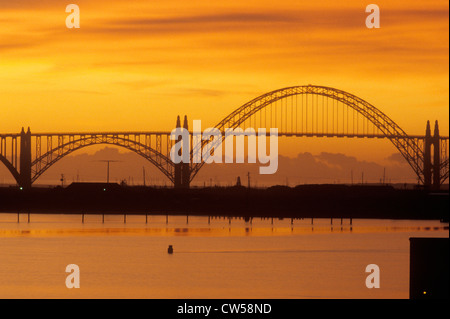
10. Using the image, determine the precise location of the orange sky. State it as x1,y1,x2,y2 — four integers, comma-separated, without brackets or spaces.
0,0,448,162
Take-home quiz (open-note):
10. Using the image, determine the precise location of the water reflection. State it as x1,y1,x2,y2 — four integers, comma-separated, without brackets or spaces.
0,213,448,299
0,213,447,238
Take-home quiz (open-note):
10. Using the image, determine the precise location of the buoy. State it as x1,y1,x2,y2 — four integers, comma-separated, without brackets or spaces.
168,245,173,254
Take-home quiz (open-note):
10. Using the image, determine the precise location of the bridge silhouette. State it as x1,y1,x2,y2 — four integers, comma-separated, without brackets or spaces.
1,85,448,190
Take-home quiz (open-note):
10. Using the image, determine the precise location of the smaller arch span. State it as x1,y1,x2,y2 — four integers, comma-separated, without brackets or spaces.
31,134,175,184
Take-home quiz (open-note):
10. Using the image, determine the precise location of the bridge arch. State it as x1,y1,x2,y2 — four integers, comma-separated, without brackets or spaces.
440,158,449,184
190,85,425,183
0,154,20,183
31,135,175,184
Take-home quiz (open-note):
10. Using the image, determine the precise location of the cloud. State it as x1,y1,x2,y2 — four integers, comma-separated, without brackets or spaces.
0,144,428,186
0,0,105,9
113,80,170,90
0,42,35,52
77,7,448,37
61,89,108,95
2,3,447,70
196,151,417,185
385,152,409,164
83,10,363,36
174,88,228,97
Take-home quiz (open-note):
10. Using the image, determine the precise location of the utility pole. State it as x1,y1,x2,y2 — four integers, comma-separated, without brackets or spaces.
143,167,146,186
96,160,122,183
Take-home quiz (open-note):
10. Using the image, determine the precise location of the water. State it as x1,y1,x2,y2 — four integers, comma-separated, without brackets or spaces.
0,213,447,299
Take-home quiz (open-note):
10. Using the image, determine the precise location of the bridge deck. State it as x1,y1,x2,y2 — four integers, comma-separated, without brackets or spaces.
2,132,446,139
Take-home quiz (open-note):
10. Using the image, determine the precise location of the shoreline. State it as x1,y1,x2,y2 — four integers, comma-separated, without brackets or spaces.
1,183,448,221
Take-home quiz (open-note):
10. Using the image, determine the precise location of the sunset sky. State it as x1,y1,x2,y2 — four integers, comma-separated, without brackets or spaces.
1,0,449,165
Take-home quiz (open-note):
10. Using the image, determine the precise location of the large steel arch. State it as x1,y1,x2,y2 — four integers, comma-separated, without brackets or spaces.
190,85,425,182
31,135,175,184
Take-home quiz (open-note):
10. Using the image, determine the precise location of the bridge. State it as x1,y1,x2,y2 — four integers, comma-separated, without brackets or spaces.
1,85,448,190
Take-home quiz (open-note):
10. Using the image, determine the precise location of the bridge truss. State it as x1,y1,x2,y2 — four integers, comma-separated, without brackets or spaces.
1,85,448,189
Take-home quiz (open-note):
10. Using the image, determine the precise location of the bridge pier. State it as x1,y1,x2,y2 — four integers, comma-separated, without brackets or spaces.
424,121,432,188
424,121,441,191
19,127,32,189
433,121,440,191
174,116,182,188
181,116,191,188
174,115,191,189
